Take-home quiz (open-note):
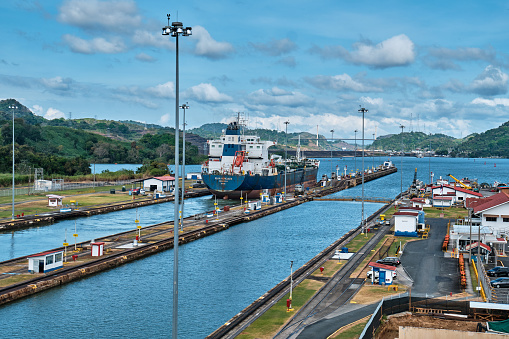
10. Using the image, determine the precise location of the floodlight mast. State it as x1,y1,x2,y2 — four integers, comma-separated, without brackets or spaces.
162,14,192,339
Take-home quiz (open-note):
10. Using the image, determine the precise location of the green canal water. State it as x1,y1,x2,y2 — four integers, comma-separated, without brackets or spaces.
0,157,508,337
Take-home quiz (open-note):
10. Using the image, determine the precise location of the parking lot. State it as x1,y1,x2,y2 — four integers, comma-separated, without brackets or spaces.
400,218,461,297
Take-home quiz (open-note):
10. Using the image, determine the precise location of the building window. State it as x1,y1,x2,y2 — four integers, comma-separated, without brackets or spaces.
55,253,63,262
458,196,463,200
504,218,509,223
46,255,54,265
211,145,215,148
257,146,260,149
486,217,497,222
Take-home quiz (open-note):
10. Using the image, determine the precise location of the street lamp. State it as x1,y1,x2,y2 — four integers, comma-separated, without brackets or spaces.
289,260,294,311
358,107,368,233
400,125,405,200
9,104,17,221
354,129,358,175
162,14,192,339
372,133,375,170
428,133,432,186
179,102,189,232
330,129,334,177
284,120,290,201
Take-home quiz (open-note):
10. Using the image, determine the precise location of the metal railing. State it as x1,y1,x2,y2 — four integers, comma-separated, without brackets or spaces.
0,180,137,197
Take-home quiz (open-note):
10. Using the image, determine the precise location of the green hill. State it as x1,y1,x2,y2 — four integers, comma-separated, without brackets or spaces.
0,99,206,177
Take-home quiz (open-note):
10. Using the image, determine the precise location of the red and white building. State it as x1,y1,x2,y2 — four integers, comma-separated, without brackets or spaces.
431,184,482,207
140,175,176,192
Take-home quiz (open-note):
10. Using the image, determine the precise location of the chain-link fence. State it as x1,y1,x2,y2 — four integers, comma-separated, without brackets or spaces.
476,255,494,303
360,296,471,339
0,180,136,197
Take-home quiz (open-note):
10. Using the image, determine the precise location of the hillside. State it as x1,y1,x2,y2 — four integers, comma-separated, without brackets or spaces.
0,99,206,176
454,121,509,158
370,131,459,155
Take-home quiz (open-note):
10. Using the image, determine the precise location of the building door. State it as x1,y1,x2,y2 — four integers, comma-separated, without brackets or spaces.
38,260,44,273
150,185,157,192
379,271,385,285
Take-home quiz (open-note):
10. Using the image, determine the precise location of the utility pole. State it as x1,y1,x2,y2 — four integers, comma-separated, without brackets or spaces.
400,125,405,201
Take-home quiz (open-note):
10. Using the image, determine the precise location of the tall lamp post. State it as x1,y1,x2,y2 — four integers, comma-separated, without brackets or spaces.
354,129,358,175
358,107,368,232
372,133,375,170
284,120,290,201
400,125,405,200
9,104,17,220
179,102,189,232
330,129,334,176
428,133,432,186
162,14,192,339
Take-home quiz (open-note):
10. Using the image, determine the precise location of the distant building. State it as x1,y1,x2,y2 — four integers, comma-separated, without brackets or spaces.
28,250,64,273
46,194,64,207
431,184,483,207
138,175,176,192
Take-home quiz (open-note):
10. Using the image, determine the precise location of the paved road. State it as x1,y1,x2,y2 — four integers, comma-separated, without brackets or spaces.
297,303,378,339
400,217,461,297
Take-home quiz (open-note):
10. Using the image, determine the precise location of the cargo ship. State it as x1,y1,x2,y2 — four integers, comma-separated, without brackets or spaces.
201,118,320,199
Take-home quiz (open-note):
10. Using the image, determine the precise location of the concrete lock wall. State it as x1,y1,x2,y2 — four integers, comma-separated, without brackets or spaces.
399,326,508,339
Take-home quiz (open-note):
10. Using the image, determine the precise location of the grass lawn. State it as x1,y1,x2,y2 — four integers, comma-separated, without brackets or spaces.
0,189,150,219
350,283,407,304
423,207,467,219
328,317,370,339
347,232,375,253
312,259,345,278
237,279,323,339
388,236,421,258
0,274,35,287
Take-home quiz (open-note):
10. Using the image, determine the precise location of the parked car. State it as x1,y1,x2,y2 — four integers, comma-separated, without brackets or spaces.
367,270,397,280
490,277,509,288
376,257,401,266
487,266,509,277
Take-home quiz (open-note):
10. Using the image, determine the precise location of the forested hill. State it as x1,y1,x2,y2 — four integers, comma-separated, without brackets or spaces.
455,121,509,158
0,99,205,176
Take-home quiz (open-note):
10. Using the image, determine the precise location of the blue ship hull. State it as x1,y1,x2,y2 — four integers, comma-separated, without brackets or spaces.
202,167,318,199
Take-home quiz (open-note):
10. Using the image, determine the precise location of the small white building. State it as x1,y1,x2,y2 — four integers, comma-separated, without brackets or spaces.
186,172,202,180
141,175,175,192
46,195,64,207
28,250,64,273
91,242,105,257
368,262,395,285
248,200,261,211
393,211,419,237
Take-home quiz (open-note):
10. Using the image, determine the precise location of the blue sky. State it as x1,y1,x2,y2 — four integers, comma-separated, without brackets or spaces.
1,0,508,141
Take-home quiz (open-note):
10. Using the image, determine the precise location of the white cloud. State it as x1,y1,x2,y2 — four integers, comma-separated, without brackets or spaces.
247,87,312,107
192,26,234,60
132,30,174,49
251,38,297,56
471,97,509,107
470,65,508,96
307,74,382,92
58,0,141,33
185,83,232,103
135,53,155,63
146,82,175,98
44,108,66,120
62,34,126,54
313,34,415,69
159,113,171,126
360,96,384,106
41,76,73,91
31,105,44,116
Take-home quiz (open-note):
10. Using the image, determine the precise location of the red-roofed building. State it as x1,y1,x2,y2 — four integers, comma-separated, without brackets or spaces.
368,262,396,285
431,184,483,207
466,190,509,234
140,175,176,193
27,249,64,273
